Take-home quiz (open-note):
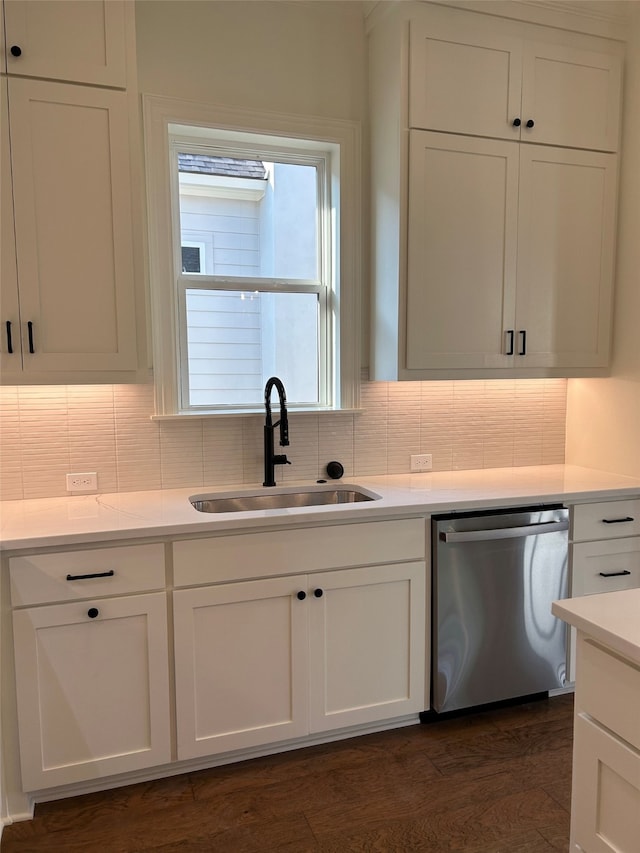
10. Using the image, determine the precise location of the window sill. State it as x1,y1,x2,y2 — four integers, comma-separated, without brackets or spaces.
150,407,363,421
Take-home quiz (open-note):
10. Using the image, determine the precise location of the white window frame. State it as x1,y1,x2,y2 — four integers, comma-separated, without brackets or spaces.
143,95,361,417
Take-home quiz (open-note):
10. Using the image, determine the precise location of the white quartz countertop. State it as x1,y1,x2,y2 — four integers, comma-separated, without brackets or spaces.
553,588,640,667
2,464,640,551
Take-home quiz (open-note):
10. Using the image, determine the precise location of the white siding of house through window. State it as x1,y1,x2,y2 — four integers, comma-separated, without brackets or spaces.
186,290,263,406
180,193,263,405
180,195,260,276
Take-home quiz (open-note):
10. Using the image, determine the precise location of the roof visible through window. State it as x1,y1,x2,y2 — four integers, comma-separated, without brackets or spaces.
177,153,267,180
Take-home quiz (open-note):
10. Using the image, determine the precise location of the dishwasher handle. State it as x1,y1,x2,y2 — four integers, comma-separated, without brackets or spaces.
439,519,569,543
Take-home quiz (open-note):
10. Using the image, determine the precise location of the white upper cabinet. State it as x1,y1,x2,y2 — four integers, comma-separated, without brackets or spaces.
4,78,138,375
0,0,144,383
405,133,617,373
2,0,127,88
369,2,623,381
409,15,622,152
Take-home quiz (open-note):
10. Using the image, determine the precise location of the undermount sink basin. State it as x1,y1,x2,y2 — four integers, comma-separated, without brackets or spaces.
190,486,380,513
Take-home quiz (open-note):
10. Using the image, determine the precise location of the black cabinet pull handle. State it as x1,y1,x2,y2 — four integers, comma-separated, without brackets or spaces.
599,570,631,578
602,517,635,524
519,330,527,355
87,607,99,619
505,329,514,356
512,118,521,127
10,45,22,57
6,321,13,354
313,588,324,598
526,119,535,128
27,321,34,353
67,570,115,581
296,590,306,600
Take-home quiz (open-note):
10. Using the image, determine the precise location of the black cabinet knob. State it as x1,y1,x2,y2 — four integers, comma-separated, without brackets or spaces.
313,588,324,598
526,119,535,128
87,607,99,619
512,118,521,127
10,45,22,57
296,591,306,601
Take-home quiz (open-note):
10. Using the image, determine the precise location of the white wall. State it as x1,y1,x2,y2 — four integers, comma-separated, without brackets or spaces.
566,4,640,476
135,1,367,122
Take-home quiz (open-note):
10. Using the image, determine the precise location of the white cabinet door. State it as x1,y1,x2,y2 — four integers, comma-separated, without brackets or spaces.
7,77,138,374
521,42,622,153
515,145,617,370
572,713,640,853
0,77,20,380
409,18,522,141
308,562,425,733
2,0,127,87
13,592,171,790
409,14,621,153
406,131,519,370
174,577,309,760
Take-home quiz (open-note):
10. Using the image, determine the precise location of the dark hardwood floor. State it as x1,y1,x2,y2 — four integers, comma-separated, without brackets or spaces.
1,693,573,853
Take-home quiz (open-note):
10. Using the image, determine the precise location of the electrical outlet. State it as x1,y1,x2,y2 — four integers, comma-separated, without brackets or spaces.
410,454,433,473
66,472,98,492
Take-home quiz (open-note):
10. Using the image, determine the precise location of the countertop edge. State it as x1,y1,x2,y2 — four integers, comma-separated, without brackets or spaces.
552,589,640,668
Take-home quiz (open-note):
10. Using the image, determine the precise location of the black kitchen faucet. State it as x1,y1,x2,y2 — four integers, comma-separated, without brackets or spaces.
263,377,291,487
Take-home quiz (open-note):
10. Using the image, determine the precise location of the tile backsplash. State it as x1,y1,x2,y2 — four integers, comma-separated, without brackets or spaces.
0,377,567,501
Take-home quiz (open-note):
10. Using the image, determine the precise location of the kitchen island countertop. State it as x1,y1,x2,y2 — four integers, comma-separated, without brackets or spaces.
2,464,640,551
553,587,640,667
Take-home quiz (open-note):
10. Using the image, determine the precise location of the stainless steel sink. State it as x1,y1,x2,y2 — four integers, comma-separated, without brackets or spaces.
190,486,380,513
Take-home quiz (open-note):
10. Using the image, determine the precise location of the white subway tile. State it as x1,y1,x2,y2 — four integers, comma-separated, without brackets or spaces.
0,378,567,499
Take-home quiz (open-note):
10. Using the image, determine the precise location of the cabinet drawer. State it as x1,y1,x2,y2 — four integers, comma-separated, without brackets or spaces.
571,538,640,597
576,636,640,753
572,500,640,541
10,544,166,606
173,519,426,587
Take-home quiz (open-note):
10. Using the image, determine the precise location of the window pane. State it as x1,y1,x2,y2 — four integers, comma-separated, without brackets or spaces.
178,154,318,280
181,245,201,273
186,289,319,407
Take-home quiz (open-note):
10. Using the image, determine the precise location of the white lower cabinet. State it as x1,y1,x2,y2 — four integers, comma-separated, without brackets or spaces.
568,500,640,681
571,636,640,852
174,561,425,761
13,592,171,790
6,519,427,802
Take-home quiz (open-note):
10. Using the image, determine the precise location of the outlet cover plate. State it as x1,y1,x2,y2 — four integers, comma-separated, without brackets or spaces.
410,454,433,473
66,472,98,492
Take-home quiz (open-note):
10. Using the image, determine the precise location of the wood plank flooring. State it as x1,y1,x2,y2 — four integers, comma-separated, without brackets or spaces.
1,693,573,853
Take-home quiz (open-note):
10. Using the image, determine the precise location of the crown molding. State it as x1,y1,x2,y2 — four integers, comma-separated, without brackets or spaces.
365,0,634,40
516,1,632,26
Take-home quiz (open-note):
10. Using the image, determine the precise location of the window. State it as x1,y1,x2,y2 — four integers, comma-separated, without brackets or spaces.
143,96,361,416
181,241,205,274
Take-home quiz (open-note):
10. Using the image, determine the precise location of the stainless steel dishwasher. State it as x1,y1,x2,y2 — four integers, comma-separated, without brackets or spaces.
431,505,569,714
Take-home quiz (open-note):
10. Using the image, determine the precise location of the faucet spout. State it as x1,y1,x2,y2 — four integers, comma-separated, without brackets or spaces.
263,377,291,487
